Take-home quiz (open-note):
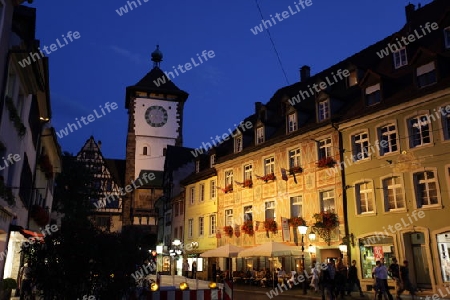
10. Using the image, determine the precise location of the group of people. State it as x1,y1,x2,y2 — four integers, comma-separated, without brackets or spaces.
182,259,197,279
373,257,416,300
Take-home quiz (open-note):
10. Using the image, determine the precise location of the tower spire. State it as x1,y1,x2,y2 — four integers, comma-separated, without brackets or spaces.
151,45,163,68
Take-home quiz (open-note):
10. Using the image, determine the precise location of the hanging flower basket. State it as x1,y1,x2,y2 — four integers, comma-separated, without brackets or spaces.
289,166,303,174
312,211,339,245
30,205,50,227
288,216,306,227
223,226,233,238
243,179,253,188
223,184,233,193
263,219,278,234
317,157,336,168
241,220,254,236
259,173,276,182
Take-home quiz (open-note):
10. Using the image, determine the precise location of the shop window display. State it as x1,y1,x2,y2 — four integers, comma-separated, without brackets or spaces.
359,236,395,278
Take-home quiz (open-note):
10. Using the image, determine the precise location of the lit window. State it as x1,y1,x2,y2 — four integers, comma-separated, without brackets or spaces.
288,148,301,169
382,176,405,211
225,209,233,226
256,127,264,144
393,48,408,69
264,157,275,175
366,84,381,106
416,62,436,88
210,180,216,199
355,182,374,214
318,100,330,121
189,187,195,205
199,184,205,202
414,171,439,207
287,113,297,133
234,136,243,153
210,154,216,167
290,196,302,218
199,217,204,236
348,70,358,87
244,164,253,181
225,170,233,187
379,124,398,155
408,115,431,148
265,201,275,220
320,190,335,212
352,132,369,161
209,215,216,235
318,138,332,160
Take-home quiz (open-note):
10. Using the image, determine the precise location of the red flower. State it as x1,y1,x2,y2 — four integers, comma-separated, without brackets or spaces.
241,220,254,235
317,157,336,168
223,226,233,237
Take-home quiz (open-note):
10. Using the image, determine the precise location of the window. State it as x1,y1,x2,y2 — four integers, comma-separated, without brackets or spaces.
379,124,398,155
199,217,204,236
352,132,369,161
383,176,405,211
188,219,193,238
244,206,252,221
225,209,233,226
348,70,358,87
355,182,374,214
143,146,148,155
256,127,264,144
288,113,297,132
417,62,437,88
244,164,253,181
318,100,330,121
288,148,301,169
210,154,216,167
393,48,408,69
414,171,439,207
195,161,200,173
320,190,335,211
264,157,275,175
179,201,184,215
265,201,275,220
189,187,195,204
359,236,395,279
210,180,216,199
318,138,332,160
235,136,243,153
290,196,303,218
199,184,205,202
366,84,381,106
409,115,431,147
225,170,233,187
444,27,450,49
443,106,450,140
209,215,216,235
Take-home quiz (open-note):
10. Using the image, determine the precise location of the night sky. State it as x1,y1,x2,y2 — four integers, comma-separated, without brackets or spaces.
28,0,432,159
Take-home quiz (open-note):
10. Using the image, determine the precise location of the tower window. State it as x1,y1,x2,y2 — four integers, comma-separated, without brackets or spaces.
143,147,148,155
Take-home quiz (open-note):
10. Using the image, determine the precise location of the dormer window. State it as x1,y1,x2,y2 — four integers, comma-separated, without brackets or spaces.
256,127,264,144
365,83,381,106
393,48,408,69
444,27,450,49
318,99,330,122
416,62,436,88
195,161,200,173
287,112,297,133
348,70,358,87
210,154,216,167
234,135,243,153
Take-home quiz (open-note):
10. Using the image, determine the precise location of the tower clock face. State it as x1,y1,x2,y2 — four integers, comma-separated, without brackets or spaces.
145,106,168,127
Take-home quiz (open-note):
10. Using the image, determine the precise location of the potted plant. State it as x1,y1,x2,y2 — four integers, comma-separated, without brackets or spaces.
312,211,339,245
288,216,306,227
263,219,278,234
243,179,253,188
0,278,17,300
223,184,233,193
223,226,233,238
289,166,303,174
241,220,254,236
259,173,276,182
317,157,336,168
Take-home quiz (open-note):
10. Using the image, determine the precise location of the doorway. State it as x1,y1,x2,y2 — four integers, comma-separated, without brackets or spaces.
405,232,431,289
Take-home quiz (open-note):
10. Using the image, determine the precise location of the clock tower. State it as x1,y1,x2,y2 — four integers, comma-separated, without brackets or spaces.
123,45,188,228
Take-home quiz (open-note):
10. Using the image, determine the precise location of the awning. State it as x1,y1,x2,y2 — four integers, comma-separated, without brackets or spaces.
9,225,44,242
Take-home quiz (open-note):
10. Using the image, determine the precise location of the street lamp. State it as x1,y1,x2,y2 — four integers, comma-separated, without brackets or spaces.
298,225,308,295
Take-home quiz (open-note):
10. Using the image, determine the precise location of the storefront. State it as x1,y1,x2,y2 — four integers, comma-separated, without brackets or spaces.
437,232,450,283
359,236,395,280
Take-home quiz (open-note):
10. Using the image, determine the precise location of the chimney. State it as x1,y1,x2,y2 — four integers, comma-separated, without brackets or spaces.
300,65,310,82
405,3,415,23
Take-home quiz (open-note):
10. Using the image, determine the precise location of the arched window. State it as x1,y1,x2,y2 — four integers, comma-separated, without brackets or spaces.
143,146,148,155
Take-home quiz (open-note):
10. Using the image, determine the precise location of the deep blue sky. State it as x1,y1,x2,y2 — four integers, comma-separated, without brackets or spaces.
29,0,432,159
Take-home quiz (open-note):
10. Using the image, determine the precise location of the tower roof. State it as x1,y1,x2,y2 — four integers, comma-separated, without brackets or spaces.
125,46,189,109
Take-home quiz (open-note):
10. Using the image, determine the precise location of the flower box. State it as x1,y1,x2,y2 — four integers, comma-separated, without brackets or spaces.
288,217,306,227
289,166,303,174
223,226,233,238
263,219,278,234
224,184,233,193
259,173,276,182
243,179,253,188
317,157,336,168
241,220,254,236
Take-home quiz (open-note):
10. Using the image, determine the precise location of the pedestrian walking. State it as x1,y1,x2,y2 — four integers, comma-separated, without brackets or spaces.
397,260,415,300
347,260,364,297
388,258,401,298
182,259,189,278
320,259,336,300
373,260,389,300
379,258,393,300
336,258,348,299
310,263,320,292
18,261,32,300
192,261,197,279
